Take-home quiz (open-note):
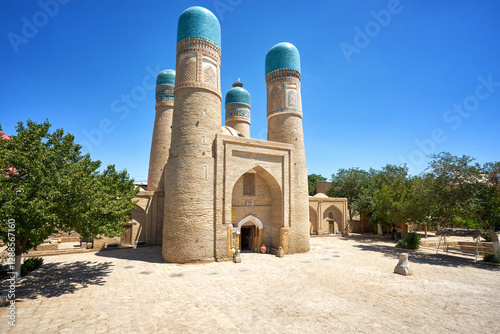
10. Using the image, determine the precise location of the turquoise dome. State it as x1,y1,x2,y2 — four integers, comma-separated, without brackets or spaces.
156,69,176,86
177,6,221,49
265,42,301,75
225,84,251,107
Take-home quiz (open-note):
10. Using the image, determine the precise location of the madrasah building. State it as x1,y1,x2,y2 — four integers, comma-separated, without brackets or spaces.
124,6,347,263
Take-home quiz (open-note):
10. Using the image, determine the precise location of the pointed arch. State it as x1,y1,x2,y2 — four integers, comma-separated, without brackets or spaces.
230,164,283,249
236,215,263,233
229,164,282,197
323,204,344,234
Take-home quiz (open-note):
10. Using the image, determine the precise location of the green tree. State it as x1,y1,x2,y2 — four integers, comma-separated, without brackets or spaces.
326,168,369,223
371,166,409,231
428,153,500,260
354,168,387,223
370,164,437,244
308,173,326,196
0,120,138,278
409,173,441,233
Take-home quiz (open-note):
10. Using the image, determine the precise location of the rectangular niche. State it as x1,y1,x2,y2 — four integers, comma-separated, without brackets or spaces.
243,172,256,196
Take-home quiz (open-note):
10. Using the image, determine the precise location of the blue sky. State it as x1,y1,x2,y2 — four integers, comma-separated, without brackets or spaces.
1,0,499,182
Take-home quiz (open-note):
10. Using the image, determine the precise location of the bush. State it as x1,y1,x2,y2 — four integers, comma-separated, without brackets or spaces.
395,240,402,248
403,232,421,250
483,253,500,264
21,257,44,276
482,233,492,242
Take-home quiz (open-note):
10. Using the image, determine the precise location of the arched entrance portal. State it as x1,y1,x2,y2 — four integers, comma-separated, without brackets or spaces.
323,205,343,235
231,166,282,251
236,215,264,252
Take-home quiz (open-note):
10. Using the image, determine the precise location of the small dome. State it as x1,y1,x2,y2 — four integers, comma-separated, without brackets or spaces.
225,81,251,107
265,42,301,75
313,193,329,198
177,6,221,49
156,69,176,86
220,126,243,137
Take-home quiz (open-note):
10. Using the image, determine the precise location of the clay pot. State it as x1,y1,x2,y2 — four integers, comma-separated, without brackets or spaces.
260,244,267,254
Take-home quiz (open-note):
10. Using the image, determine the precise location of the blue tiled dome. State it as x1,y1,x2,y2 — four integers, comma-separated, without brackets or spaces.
265,42,301,75
177,6,221,49
225,82,251,107
156,69,176,86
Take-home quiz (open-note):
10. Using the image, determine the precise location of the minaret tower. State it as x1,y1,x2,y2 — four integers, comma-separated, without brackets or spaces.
163,7,222,262
265,42,310,253
224,80,251,137
147,69,175,191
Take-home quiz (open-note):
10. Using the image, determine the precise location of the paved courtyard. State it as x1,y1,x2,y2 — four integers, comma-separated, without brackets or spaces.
1,236,499,333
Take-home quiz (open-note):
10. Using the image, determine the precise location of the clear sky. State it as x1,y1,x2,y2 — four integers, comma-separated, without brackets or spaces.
1,0,499,182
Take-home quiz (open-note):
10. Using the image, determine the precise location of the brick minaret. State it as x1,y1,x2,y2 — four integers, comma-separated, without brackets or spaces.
265,42,310,253
163,7,222,262
147,70,175,192
224,80,251,137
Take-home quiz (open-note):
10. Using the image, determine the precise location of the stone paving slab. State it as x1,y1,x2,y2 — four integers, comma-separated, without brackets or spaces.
1,236,499,333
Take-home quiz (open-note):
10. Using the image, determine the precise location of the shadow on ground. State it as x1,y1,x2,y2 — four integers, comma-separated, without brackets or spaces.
3,261,114,301
349,236,499,271
95,245,165,263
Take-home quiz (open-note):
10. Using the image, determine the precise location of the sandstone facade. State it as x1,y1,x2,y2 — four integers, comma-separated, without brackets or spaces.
309,193,348,236
126,6,322,263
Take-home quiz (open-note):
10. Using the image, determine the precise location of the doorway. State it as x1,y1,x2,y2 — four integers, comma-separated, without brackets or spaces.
329,222,335,234
235,215,264,252
121,224,133,245
240,225,255,251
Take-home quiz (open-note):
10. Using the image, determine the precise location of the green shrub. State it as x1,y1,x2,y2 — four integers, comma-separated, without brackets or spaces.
395,240,402,248
403,232,421,250
21,257,44,276
482,233,492,242
483,253,500,264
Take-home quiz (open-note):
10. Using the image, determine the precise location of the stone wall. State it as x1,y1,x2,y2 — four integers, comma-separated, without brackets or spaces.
349,219,376,233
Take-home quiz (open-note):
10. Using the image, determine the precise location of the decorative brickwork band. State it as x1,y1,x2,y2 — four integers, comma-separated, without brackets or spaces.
155,85,174,109
266,69,302,120
175,37,221,98
265,68,301,84
225,103,251,124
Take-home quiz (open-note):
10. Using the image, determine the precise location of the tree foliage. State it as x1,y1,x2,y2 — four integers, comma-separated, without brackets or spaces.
372,165,431,227
319,153,498,259
0,120,138,276
326,168,369,220
428,152,500,259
